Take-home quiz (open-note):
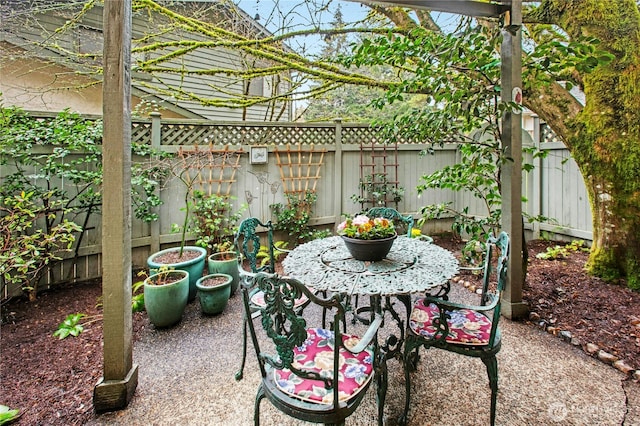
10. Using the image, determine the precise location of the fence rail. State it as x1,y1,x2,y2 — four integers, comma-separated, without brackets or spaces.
1,113,591,295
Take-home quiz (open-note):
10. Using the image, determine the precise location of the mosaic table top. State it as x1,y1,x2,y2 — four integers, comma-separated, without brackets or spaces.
283,236,459,296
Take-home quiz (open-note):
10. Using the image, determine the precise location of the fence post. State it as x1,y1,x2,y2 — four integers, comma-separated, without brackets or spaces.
334,119,343,226
531,116,541,240
149,112,162,253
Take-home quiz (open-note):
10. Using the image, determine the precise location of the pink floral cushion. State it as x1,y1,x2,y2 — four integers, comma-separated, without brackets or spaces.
250,290,309,308
409,298,493,346
273,328,374,405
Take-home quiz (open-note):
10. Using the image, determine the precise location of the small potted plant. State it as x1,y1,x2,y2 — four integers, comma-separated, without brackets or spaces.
337,214,397,261
195,273,233,315
147,245,206,303
190,190,245,295
142,267,189,328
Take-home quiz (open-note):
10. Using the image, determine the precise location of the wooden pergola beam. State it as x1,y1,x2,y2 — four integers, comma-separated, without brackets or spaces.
362,0,511,18
499,0,528,319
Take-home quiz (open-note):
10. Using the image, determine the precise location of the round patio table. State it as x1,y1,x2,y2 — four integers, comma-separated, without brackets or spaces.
283,234,460,414
282,235,459,296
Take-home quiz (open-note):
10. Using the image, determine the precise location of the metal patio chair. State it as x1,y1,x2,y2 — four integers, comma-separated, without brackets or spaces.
401,231,509,426
234,217,307,381
243,272,386,425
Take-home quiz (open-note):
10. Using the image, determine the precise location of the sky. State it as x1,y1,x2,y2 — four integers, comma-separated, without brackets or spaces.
235,0,371,55
235,1,460,53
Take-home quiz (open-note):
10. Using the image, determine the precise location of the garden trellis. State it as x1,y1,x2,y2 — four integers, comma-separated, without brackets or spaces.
274,143,326,201
177,144,243,197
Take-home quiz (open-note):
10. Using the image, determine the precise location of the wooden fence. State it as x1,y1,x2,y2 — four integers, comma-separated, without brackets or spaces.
1,113,592,295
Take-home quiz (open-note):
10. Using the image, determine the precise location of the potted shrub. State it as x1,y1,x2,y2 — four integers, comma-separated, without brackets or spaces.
196,273,232,315
145,160,213,302
190,190,245,295
143,268,189,328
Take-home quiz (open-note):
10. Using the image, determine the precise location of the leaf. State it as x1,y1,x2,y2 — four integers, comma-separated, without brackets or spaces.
0,405,21,425
53,313,86,339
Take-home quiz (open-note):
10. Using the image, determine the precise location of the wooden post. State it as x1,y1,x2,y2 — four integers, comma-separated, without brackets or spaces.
94,0,139,412
500,0,528,320
334,119,343,224
149,111,162,253
531,115,542,240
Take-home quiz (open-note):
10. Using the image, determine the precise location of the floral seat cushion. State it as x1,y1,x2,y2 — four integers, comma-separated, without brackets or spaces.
250,290,309,308
273,328,374,405
409,298,492,346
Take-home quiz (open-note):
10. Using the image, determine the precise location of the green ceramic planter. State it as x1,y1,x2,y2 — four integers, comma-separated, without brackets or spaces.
144,270,189,328
207,251,240,296
147,246,207,302
196,273,232,315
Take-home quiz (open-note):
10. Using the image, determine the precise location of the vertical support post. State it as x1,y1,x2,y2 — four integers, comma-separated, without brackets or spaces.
334,119,343,224
531,115,541,240
94,0,138,412
149,111,162,254
500,0,528,320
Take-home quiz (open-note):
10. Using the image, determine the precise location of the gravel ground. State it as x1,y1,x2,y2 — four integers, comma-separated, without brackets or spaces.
88,282,640,426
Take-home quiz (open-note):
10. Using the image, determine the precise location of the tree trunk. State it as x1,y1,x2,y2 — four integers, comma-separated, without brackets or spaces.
525,0,640,289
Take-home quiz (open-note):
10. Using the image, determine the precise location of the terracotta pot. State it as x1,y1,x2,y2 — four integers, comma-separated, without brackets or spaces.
341,234,397,261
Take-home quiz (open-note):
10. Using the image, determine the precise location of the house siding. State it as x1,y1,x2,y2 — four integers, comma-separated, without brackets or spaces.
0,2,292,121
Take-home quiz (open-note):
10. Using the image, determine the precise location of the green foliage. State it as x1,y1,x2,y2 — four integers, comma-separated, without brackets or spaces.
0,107,102,295
258,240,289,267
271,191,320,244
0,405,20,425
0,105,168,298
342,25,514,244
131,143,172,223
190,190,246,254
0,191,81,300
536,240,587,260
0,107,103,219
55,277,148,339
53,313,86,339
132,279,145,313
523,26,615,90
417,142,504,243
461,239,486,269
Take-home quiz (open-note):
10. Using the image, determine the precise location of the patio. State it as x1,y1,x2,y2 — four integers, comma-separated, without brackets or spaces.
87,279,640,425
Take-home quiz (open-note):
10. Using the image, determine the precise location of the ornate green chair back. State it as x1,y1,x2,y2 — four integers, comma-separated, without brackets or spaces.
234,217,276,274
248,274,343,386
366,207,414,237
482,231,509,345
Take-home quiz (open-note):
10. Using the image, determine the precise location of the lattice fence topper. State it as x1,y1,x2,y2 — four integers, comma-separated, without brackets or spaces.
274,144,326,199
541,122,562,144
177,144,243,196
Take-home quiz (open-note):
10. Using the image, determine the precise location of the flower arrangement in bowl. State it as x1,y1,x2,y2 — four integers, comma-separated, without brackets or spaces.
337,215,397,261
337,215,396,240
